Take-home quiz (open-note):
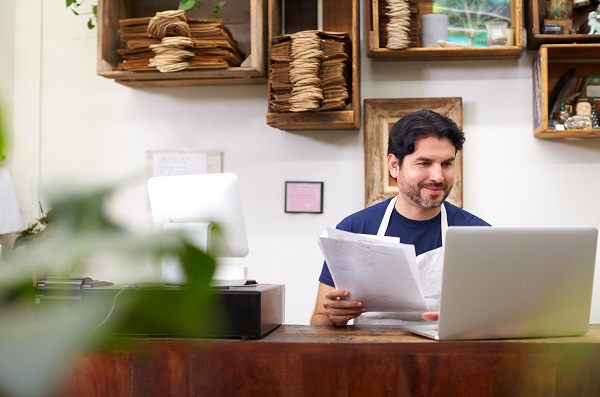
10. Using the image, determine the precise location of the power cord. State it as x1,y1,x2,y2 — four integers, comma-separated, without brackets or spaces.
94,283,136,332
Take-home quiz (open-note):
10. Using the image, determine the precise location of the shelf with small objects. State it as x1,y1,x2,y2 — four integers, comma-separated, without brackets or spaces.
526,0,600,50
97,0,267,87
365,0,525,61
265,0,360,130
533,44,600,139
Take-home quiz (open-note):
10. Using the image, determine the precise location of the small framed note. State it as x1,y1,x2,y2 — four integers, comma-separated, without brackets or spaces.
285,181,324,214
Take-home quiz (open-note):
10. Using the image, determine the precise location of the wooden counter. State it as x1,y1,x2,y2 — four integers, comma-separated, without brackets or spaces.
57,324,600,396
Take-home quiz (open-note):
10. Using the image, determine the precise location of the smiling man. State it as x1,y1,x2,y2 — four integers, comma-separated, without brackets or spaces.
311,109,490,327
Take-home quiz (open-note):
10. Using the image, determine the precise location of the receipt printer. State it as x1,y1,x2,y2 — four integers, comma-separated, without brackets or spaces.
34,277,114,323
81,283,285,339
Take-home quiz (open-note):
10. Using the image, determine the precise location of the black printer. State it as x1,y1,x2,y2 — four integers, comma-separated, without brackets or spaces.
34,277,285,339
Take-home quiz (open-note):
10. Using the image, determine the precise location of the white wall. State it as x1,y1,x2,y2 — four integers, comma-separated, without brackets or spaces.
0,1,15,137
5,1,600,325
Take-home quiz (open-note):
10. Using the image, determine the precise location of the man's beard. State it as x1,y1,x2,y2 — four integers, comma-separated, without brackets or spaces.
398,180,453,209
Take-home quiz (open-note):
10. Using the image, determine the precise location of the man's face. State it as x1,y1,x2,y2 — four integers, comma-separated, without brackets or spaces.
392,137,456,210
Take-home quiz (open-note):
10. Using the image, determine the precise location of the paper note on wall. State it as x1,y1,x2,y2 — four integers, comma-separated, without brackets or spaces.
147,151,222,177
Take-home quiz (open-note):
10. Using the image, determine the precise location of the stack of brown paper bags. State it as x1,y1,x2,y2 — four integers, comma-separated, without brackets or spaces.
270,30,351,113
378,0,420,48
116,11,245,72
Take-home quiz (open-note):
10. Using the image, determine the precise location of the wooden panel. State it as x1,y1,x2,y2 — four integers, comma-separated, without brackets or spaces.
97,0,268,87
366,0,525,60
56,324,600,397
533,44,600,139
284,0,318,33
266,0,361,130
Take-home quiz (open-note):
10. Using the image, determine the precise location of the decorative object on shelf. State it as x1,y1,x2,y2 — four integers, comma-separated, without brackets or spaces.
436,39,468,47
559,103,573,122
363,97,463,208
384,0,412,49
547,68,579,120
588,7,600,34
543,15,574,35
575,100,593,118
505,27,515,45
269,30,351,113
565,115,592,129
421,14,448,47
486,21,508,46
545,0,574,19
591,109,600,127
116,10,245,73
542,23,566,34
573,0,592,8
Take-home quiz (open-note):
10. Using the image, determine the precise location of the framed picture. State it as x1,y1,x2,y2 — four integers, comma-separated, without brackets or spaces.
363,97,463,208
285,181,324,214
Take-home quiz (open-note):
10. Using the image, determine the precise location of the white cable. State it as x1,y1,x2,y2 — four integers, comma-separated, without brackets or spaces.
94,283,136,332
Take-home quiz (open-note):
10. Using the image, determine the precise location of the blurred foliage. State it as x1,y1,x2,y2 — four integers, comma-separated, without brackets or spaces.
65,0,97,29
12,204,54,250
0,182,217,397
65,0,226,29
178,0,226,15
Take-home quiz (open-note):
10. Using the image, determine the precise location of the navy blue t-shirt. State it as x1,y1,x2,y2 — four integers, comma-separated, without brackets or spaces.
318,198,490,287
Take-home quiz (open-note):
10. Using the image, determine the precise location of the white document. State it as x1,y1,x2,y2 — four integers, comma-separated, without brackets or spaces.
318,228,430,313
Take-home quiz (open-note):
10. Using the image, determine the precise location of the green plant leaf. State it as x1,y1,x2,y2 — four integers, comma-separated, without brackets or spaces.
0,179,218,396
66,0,77,7
178,0,196,11
213,1,225,15
87,18,95,29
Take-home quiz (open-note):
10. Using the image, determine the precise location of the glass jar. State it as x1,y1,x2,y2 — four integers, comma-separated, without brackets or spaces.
565,115,592,130
486,21,508,46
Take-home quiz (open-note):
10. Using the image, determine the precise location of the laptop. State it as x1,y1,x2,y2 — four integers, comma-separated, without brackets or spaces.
402,226,598,340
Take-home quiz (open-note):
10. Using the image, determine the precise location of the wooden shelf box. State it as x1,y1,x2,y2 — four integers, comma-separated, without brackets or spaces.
533,44,600,139
266,0,361,130
97,0,267,87
526,0,600,50
365,0,524,61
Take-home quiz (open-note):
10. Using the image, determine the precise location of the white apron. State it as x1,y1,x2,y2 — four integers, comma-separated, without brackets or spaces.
354,196,448,325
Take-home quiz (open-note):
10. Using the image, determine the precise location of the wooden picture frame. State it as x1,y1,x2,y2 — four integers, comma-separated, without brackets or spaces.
363,98,463,208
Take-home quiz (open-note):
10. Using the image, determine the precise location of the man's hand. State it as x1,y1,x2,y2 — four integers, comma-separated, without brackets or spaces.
422,312,439,322
322,289,366,327
311,283,366,327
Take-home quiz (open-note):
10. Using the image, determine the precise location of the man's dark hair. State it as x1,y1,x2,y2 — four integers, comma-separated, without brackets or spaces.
387,109,465,166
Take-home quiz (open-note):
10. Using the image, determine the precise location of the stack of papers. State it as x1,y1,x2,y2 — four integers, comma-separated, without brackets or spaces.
317,228,430,313
116,14,245,72
269,31,351,113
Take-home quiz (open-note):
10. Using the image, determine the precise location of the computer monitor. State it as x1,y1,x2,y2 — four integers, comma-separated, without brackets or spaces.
147,173,249,285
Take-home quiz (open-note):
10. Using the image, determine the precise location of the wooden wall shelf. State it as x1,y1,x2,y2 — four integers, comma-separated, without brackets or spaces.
533,44,600,139
97,0,267,87
526,0,600,50
266,0,361,130
365,0,524,61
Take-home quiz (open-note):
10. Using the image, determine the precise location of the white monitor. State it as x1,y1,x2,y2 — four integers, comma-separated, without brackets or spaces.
147,173,249,285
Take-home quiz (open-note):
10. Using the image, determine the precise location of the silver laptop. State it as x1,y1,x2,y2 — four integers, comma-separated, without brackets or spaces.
402,226,598,341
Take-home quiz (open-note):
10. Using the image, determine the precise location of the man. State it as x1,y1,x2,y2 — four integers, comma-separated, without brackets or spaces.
311,109,490,327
